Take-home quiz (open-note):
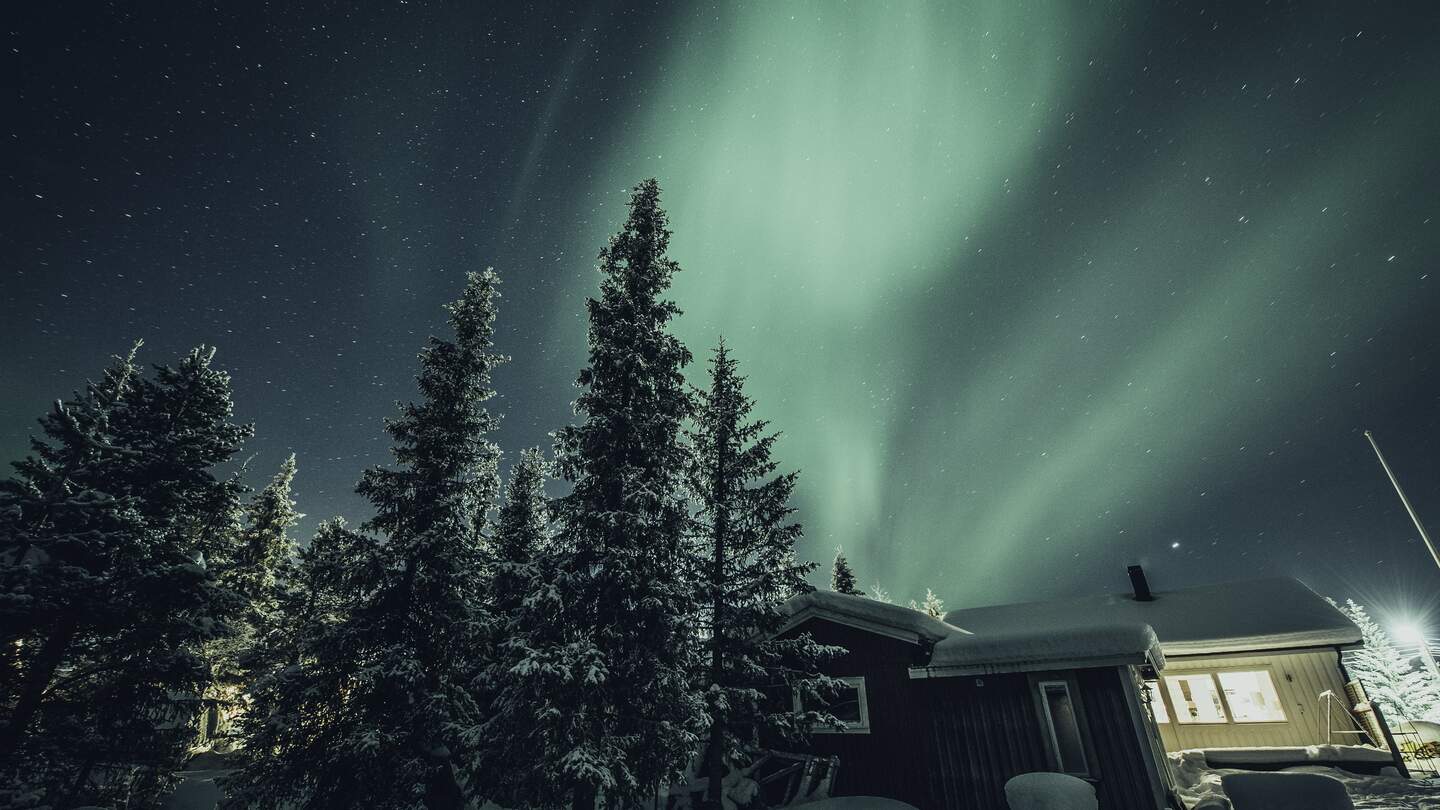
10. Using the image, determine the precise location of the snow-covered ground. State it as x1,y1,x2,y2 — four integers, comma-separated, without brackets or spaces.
162,768,227,810
788,799,918,810
1171,749,1440,809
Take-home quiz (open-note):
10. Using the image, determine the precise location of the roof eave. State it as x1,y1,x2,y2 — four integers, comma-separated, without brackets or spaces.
777,606,930,645
909,650,1159,679
1161,634,1363,658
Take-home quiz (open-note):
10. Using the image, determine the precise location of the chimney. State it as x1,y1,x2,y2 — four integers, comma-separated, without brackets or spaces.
1128,564,1154,602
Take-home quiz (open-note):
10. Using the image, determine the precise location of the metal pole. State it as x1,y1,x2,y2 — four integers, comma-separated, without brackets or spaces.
1364,430,1440,572
1418,638,1440,682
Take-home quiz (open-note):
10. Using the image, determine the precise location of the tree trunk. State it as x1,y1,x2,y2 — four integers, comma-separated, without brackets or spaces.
0,614,77,770
425,760,465,810
703,423,732,810
60,755,98,807
571,782,598,810
703,727,726,810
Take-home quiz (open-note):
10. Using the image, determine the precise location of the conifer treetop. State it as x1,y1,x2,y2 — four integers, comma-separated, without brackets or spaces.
831,547,862,596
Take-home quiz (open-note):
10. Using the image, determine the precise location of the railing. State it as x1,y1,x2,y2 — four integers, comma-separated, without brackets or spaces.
1390,721,1440,778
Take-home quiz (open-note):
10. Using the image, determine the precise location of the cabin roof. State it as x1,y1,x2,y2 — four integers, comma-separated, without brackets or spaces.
779,589,969,644
778,590,1162,675
921,620,1164,676
943,576,1360,656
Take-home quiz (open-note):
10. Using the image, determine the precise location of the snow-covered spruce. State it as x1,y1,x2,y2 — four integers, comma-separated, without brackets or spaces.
908,589,945,619
467,447,555,807
207,453,303,738
687,340,842,809
483,180,703,810
0,343,253,808
1330,598,1440,723
829,548,862,596
223,270,507,810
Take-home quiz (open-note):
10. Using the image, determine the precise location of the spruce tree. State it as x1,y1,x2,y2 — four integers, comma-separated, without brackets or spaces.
469,448,553,807
909,588,945,619
0,343,252,807
502,179,703,809
223,270,506,810
223,517,374,802
209,454,303,741
1332,599,1440,721
830,548,862,596
687,341,838,810
254,517,370,675
490,448,550,622
228,454,302,621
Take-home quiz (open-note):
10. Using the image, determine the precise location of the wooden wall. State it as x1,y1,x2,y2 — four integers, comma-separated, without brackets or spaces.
1074,667,1166,810
915,672,1048,809
1155,648,1353,751
782,618,1164,810
778,618,934,809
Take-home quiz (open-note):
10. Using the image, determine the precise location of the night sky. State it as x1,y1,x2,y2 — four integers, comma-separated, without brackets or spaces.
6,2,1440,628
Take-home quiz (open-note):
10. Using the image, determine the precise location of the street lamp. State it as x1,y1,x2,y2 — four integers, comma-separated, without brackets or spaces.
1397,621,1440,681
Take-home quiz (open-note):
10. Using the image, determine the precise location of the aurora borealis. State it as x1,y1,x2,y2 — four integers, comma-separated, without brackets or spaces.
5,3,1440,618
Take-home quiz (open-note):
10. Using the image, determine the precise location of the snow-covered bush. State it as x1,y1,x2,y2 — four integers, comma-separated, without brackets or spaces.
1003,771,1097,810
1221,772,1354,810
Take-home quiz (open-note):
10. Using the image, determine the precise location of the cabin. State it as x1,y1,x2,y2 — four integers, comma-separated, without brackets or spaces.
776,590,1176,810
945,570,1397,767
776,570,1397,810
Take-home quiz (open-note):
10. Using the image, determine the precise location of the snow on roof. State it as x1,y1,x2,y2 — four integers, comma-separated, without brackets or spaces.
778,589,968,643
943,577,1360,657
779,590,1160,675
923,620,1163,676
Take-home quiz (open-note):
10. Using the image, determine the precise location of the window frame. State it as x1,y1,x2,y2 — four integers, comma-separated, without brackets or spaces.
1213,668,1287,724
1163,672,1230,725
1144,679,1170,724
1154,667,1288,726
1035,678,1093,777
796,675,871,734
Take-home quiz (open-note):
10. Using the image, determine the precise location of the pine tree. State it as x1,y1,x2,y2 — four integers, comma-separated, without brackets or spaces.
262,517,371,672
209,455,303,740
830,548,862,596
468,449,553,807
687,341,838,810
228,454,302,620
223,270,507,810
909,588,945,619
490,448,550,620
0,343,252,807
1332,599,1440,722
223,517,374,801
500,179,703,809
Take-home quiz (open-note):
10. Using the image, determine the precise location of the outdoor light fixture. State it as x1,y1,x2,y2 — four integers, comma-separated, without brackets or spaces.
1396,622,1427,644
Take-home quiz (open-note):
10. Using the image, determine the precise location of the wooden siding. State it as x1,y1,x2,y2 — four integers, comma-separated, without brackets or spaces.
917,673,1048,809
778,617,932,808
782,617,1163,810
1155,648,1353,750
1074,667,1164,810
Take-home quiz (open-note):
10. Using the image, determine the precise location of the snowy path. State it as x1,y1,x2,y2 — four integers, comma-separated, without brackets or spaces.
1171,751,1440,809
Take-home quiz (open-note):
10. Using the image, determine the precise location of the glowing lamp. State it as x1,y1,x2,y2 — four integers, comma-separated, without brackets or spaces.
1395,622,1427,644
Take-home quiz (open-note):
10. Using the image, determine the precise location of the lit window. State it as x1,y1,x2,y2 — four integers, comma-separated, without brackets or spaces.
1165,674,1227,724
1217,670,1286,723
1145,680,1170,724
1037,680,1090,775
797,676,870,733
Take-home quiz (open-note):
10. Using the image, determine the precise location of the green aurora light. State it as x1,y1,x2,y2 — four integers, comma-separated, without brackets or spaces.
538,2,1439,604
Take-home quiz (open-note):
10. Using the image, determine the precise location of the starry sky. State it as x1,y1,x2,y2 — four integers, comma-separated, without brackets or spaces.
5,2,1440,627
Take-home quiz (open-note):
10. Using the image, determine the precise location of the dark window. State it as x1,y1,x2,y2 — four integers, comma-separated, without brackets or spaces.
1038,680,1089,775
796,676,870,733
